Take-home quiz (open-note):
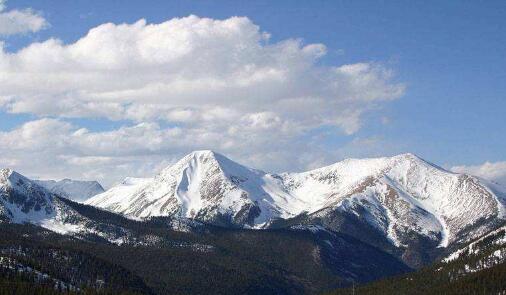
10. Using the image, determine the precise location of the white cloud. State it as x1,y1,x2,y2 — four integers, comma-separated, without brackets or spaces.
452,162,506,186
0,16,406,185
0,118,350,187
0,16,403,131
0,0,48,35
0,118,415,188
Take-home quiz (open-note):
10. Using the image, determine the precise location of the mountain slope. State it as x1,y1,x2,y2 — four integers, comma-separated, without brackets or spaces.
329,223,506,295
1,168,65,229
284,153,504,243
0,218,410,295
0,166,415,294
35,179,105,202
287,154,506,266
0,168,140,243
444,224,506,269
86,151,506,267
0,197,411,295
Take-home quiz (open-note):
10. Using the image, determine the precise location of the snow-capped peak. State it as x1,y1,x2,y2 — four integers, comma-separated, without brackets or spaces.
87,150,295,225
1,168,50,199
1,168,57,226
0,169,149,242
158,150,264,180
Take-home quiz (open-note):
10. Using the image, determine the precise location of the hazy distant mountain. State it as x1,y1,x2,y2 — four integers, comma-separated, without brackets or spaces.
35,178,104,202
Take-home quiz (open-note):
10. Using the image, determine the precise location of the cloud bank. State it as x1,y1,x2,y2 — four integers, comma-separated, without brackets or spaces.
0,0,48,35
0,15,405,185
452,162,506,186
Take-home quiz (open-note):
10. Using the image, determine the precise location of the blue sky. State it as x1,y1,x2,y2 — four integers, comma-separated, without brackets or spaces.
0,0,505,185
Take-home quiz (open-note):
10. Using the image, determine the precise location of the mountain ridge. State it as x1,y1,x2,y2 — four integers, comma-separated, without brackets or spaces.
0,168,143,243
2,152,506,284
86,150,506,264
4,150,504,269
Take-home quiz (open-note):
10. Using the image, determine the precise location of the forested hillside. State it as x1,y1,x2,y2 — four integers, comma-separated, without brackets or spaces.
0,205,408,295
329,225,506,294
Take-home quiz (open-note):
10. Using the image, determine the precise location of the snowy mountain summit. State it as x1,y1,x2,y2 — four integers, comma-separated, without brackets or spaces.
86,151,506,255
87,150,297,226
0,168,55,223
0,168,106,233
0,168,86,234
0,168,145,243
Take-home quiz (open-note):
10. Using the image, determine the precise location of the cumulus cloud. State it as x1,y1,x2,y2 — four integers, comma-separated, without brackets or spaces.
0,0,48,35
452,162,506,186
0,16,403,130
0,15,406,185
0,118,354,187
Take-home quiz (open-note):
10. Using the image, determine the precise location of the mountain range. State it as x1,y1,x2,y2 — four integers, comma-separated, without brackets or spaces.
1,150,506,294
86,150,506,266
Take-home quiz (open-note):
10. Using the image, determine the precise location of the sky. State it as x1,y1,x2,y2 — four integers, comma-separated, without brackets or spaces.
0,0,505,187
